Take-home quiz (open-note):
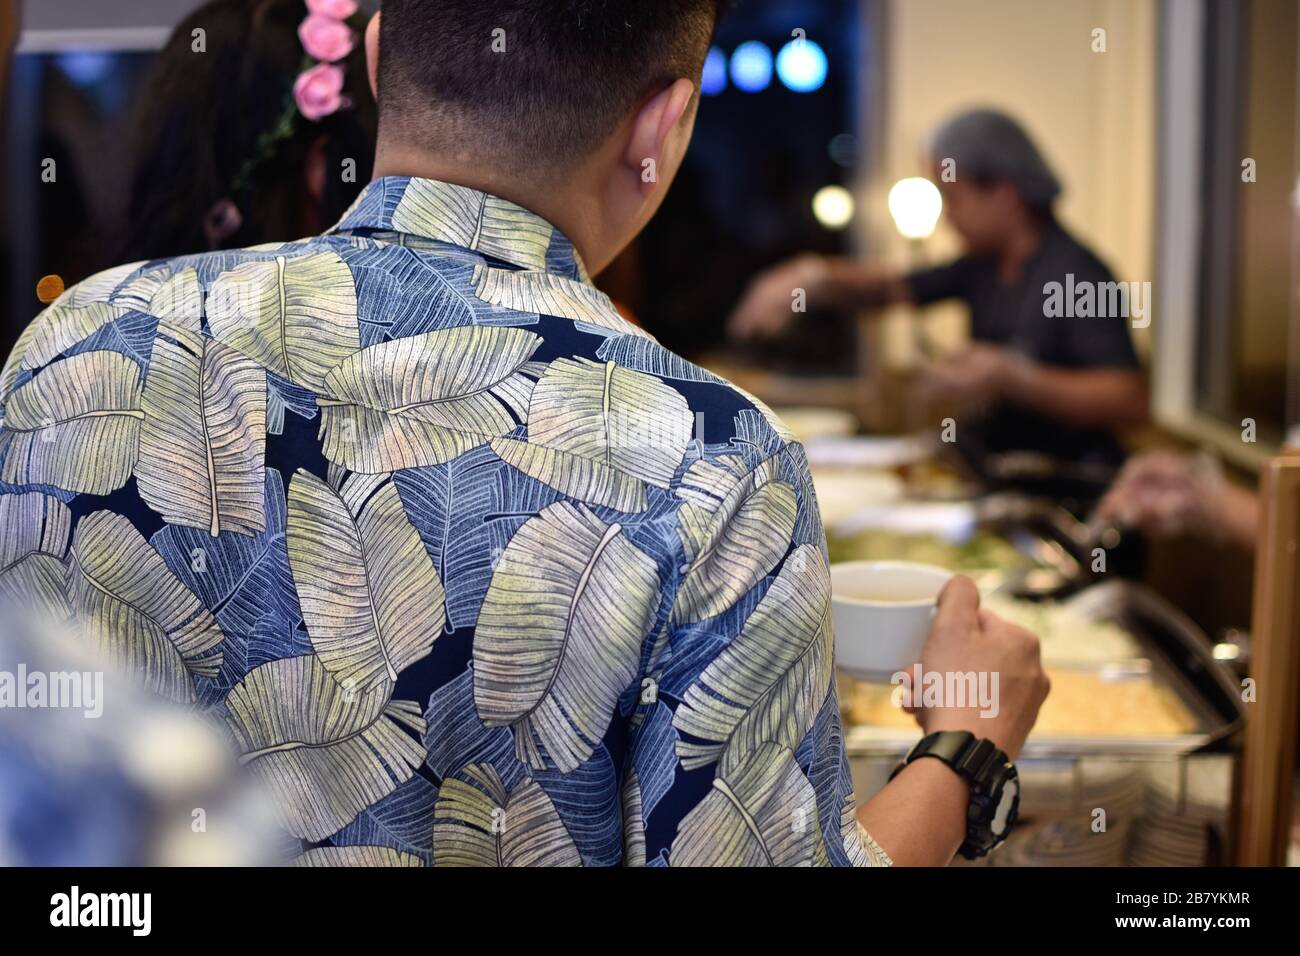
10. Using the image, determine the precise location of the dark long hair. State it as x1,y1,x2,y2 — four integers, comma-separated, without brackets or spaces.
122,0,376,262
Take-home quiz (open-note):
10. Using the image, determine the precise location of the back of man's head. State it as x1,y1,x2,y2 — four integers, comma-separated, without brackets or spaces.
377,1,726,177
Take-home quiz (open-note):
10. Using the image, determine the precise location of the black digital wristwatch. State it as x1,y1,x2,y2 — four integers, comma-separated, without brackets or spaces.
888,730,1020,860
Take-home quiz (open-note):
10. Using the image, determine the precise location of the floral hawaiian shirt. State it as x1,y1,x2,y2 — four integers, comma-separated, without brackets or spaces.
0,176,890,867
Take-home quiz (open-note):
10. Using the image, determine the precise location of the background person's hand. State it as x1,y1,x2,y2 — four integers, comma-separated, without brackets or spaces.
727,253,828,340
909,576,1049,760
1095,450,1222,538
916,342,1013,405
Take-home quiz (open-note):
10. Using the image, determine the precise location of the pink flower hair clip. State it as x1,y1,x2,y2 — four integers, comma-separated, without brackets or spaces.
295,0,359,121
228,0,360,196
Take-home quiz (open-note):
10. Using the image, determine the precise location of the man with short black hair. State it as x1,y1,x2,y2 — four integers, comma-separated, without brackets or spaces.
0,1,1046,866
376,0,723,175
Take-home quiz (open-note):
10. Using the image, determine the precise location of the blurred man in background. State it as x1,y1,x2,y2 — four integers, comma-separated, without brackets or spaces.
731,108,1148,477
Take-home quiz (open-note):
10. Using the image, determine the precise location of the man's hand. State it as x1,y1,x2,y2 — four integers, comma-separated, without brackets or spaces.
916,343,1015,406
1094,449,1259,552
910,576,1049,760
727,254,828,341
854,577,1047,864
1095,450,1220,538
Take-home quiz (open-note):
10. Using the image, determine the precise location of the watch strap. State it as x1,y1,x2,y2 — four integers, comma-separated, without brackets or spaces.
888,731,1018,860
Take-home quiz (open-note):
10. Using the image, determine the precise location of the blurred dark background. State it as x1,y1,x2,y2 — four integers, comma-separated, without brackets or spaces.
601,0,866,373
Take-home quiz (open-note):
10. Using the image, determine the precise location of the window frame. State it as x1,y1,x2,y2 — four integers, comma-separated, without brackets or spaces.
1154,0,1300,469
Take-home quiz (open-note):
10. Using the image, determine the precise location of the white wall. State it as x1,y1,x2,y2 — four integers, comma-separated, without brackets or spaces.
16,0,376,50
16,0,198,49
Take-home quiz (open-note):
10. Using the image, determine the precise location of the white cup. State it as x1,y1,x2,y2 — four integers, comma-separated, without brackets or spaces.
829,560,954,680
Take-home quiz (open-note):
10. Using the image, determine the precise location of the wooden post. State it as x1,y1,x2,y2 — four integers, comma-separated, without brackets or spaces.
0,1,17,104
1237,449,1300,864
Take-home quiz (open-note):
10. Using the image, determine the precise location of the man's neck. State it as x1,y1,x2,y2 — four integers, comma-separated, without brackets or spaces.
372,143,606,273
995,213,1048,283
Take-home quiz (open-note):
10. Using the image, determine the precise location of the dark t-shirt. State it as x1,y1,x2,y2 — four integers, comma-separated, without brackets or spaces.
906,221,1139,469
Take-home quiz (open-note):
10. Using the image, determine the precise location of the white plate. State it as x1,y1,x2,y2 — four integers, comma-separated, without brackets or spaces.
829,500,978,540
809,470,905,527
771,406,859,443
804,434,931,469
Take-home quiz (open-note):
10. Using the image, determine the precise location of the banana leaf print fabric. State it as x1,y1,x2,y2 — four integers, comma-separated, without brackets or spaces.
0,176,891,867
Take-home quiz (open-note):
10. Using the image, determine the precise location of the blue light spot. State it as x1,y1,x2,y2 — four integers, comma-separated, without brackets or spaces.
730,41,773,93
701,46,727,96
54,52,115,89
776,38,828,93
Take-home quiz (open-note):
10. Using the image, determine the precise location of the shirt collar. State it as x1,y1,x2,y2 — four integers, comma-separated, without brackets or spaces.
328,176,590,283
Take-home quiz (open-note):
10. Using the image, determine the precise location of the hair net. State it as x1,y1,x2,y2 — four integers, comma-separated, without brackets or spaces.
928,108,1062,210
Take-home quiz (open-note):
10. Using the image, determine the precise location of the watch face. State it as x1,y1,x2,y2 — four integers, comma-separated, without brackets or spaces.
991,776,1019,837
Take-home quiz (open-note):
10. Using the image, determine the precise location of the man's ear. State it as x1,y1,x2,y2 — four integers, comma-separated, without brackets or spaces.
622,78,696,196
365,12,381,101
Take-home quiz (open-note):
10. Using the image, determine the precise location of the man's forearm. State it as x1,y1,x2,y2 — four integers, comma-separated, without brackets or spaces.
810,257,911,311
855,758,970,866
1002,359,1149,430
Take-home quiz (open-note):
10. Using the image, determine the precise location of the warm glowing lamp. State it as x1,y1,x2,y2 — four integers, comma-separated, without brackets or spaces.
812,185,854,230
887,177,943,241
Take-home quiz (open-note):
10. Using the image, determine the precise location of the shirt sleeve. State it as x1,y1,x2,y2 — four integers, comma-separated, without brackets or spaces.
1042,254,1142,371
1058,297,1142,370
905,256,977,306
623,439,891,866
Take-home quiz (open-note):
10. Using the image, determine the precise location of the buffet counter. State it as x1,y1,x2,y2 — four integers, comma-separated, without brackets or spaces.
793,413,1248,867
